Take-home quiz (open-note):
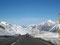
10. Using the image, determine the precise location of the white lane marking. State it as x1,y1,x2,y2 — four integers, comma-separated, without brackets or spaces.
11,42,16,45
11,39,19,45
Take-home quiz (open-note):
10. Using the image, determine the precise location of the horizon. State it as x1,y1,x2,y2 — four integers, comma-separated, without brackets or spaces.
0,19,57,26
0,0,60,26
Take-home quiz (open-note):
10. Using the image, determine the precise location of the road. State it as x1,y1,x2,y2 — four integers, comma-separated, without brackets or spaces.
0,36,54,45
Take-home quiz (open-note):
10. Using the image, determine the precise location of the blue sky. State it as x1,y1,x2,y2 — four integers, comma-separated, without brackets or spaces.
0,0,60,26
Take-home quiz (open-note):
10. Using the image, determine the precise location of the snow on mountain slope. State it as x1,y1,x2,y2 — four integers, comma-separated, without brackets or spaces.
34,31,58,45
11,25,31,35
0,22,18,36
0,20,58,36
0,29,11,36
0,21,31,36
27,20,58,33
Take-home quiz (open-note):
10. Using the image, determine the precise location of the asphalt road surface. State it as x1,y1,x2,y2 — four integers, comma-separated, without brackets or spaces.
0,35,54,45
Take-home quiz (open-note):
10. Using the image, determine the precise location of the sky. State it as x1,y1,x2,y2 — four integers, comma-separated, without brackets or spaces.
0,0,60,26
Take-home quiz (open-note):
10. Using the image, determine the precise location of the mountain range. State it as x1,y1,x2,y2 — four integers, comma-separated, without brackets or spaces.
0,20,58,36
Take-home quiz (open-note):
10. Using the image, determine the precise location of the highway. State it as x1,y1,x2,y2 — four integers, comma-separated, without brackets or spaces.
0,36,19,45
0,35,54,45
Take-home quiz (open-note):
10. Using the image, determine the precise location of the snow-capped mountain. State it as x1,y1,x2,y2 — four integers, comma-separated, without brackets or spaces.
27,20,58,33
0,20,58,36
0,21,31,36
